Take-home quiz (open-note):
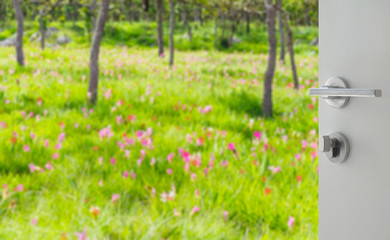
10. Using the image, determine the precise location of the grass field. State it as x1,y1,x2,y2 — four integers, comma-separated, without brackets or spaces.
0,36,319,239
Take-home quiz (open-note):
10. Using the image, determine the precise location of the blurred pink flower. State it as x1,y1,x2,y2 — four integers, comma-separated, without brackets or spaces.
58,133,66,142
167,169,173,175
23,145,30,152
45,163,53,170
110,158,116,165
44,139,49,148
16,184,23,192
52,153,59,159
190,205,200,216
227,143,236,151
167,153,175,162
29,163,36,173
288,216,295,229
268,166,281,174
112,194,120,203
31,218,38,225
223,211,228,222
75,229,87,240
123,170,129,178
254,131,262,140
99,127,113,140
295,154,301,161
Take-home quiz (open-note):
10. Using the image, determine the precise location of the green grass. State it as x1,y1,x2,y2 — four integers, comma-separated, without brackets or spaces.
0,38,319,238
0,21,318,55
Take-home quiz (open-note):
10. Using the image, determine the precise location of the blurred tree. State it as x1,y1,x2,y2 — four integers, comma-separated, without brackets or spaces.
88,0,110,105
13,0,25,66
169,0,174,66
263,0,276,118
30,0,64,49
156,0,164,57
277,0,285,62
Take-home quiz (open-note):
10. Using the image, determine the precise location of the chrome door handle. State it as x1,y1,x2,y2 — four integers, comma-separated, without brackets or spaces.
308,77,382,108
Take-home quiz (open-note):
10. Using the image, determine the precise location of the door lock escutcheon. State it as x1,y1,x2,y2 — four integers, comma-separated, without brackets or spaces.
319,132,350,163
309,77,382,108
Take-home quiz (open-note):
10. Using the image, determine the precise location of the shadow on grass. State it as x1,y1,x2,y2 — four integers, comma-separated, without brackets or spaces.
217,90,263,118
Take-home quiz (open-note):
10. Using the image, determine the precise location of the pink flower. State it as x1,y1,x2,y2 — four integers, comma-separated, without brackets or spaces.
31,218,38,225
131,171,136,179
295,154,301,161
75,229,87,240
110,158,116,165
223,211,228,222
58,133,66,142
227,143,236,151
167,169,172,175
99,179,103,186
23,145,30,152
161,190,175,202
16,184,23,192
116,116,122,125
52,153,60,159
253,131,262,140
302,140,308,149
288,216,295,229
55,143,62,150
111,194,120,203
201,106,212,114
167,153,175,162
123,170,129,178
44,139,49,148
268,166,281,174
29,163,36,173
45,163,53,170
99,127,113,140
30,132,36,139
190,205,200,216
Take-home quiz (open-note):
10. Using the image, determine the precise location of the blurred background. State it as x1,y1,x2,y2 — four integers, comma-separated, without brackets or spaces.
0,0,319,239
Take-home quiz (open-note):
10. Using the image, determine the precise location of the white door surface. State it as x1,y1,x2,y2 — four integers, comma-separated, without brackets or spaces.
316,0,390,239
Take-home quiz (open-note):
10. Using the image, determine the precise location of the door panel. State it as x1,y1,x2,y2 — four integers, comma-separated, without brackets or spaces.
320,1,390,239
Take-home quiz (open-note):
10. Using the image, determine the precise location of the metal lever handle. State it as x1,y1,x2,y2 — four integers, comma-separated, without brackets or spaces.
308,77,382,108
309,87,382,98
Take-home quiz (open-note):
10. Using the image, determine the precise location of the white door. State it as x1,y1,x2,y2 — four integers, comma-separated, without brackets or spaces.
312,0,390,239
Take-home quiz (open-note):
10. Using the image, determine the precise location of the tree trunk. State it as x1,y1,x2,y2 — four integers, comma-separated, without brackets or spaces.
245,11,250,34
88,0,110,105
214,12,218,49
90,0,97,31
228,13,236,48
39,12,45,50
156,0,164,57
181,3,192,41
285,14,299,90
169,0,174,67
263,0,277,118
277,0,285,62
13,0,24,66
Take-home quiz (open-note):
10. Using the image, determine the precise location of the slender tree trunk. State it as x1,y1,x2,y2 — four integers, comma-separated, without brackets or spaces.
214,12,218,49
13,0,24,66
169,0,174,67
285,14,299,89
156,0,164,57
228,13,236,48
88,0,110,105
39,12,45,50
277,0,285,63
181,3,192,41
245,11,250,34
90,0,97,30
263,0,277,118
